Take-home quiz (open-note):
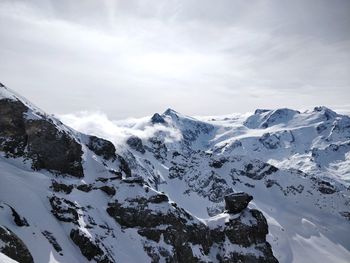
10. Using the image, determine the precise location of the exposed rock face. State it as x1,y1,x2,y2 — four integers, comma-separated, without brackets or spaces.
210,158,228,169
0,99,28,157
0,226,34,263
240,161,279,180
99,185,116,196
42,231,62,253
147,137,167,160
70,229,113,263
26,119,84,177
87,135,116,160
8,205,29,227
51,180,74,194
49,196,79,224
224,192,253,214
151,113,166,124
126,136,145,153
210,210,278,263
0,98,84,177
106,182,277,262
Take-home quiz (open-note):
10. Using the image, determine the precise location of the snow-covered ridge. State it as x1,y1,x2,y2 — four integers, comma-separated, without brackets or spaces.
86,106,349,263
0,84,279,263
1,83,349,263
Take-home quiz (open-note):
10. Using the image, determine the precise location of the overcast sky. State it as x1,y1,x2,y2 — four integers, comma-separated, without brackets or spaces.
1,0,350,119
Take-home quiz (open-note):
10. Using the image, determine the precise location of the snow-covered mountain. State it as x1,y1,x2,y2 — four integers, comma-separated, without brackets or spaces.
1,83,349,263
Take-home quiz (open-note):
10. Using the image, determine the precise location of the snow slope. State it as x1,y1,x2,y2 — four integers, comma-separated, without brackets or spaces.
0,84,278,263
1,83,349,263
61,107,350,263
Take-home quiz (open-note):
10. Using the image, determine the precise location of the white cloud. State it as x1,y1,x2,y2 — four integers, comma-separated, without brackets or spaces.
1,0,349,118
58,111,183,147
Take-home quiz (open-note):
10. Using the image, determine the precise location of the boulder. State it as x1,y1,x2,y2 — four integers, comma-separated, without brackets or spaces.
224,192,253,214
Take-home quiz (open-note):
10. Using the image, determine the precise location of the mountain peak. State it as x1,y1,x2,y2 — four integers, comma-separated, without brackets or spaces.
163,108,179,116
150,113,166,124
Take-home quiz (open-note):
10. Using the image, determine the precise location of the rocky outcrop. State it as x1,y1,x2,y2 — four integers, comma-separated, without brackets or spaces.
0,226,34,263
317,180,337,194
106,181,277,262
70,229,113,263
99,185,116,196
26,119,84,177
50,180,74,194
7,205,29,227
0,98,84,177
147,137,168,160
239,161,278,180
151,113,166,124
42,231,62,253
49,196,79,224
126,136,145,153
224,192,253,214
0,99,28,157
87,135,116,160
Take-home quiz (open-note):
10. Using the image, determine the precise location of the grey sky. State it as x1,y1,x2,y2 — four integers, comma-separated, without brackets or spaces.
1,0,350,119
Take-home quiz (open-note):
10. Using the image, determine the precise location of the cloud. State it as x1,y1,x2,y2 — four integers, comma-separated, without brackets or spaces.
1,0,349,118
58,111,183,147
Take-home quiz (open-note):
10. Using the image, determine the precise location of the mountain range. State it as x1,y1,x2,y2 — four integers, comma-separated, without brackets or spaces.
0,83,349,263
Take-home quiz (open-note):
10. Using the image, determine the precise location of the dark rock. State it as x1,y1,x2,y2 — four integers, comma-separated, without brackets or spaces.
96,177,109,183
224,192,253,214
7,205,29,227
147,137,167,160
169,165,186,180
210,209,278,262
137,228,162,242
192,171,233,203
108,169,122,178
49,196,79,224
99,186,116,196
70,229,113,263
317,180,337,194
51,180,74,194
42,231,62,253
0,99,28,157
117,154,132,177
126,136,145,153
0,98,84,177
151,113,166,124
77,184,93,192
107,190,277,263
340,211,350,221
0,225,34,263
87,135,116,160
241,162,278,180
106,198,210,262
122,176,145,185
209,158,228,169
26,119,84,177
254,109,270,114
148,194,169,203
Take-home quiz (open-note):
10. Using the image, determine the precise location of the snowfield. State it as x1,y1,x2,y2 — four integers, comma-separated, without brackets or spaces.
0,84,349,263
